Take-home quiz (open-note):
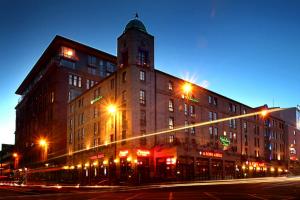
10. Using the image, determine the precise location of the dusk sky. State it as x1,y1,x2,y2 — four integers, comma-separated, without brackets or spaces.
0,0,299,149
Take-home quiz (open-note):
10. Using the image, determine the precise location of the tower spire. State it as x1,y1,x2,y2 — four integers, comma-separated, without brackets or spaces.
135,12,139,19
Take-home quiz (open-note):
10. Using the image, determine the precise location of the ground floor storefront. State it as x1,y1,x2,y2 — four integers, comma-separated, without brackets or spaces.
23,146,289,185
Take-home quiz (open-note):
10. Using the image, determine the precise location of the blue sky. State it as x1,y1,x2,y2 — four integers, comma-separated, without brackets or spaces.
0,0,299,149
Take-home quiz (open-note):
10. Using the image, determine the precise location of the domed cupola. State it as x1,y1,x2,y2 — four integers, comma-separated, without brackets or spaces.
124,14,147,33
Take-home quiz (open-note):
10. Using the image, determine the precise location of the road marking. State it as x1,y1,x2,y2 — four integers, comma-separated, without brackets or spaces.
248,194,268,200
125,193,143,200
203,192,220,200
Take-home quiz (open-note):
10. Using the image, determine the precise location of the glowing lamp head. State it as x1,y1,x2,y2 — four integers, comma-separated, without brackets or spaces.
261,110,268,117
39,139,47,147
13,153,18,158
66,50,73,57
107,104,117,114
182,82,192,94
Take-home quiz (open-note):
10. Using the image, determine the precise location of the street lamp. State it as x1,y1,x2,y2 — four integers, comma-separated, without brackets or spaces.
182,82,192,95
38,138,48,161
12,152,19,169
107,104,117,178
261,110,268,117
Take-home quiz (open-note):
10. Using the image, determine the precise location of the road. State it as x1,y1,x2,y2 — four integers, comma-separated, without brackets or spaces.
1,176,300,199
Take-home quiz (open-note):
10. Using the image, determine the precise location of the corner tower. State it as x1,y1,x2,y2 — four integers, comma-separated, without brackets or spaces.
117,16,154,70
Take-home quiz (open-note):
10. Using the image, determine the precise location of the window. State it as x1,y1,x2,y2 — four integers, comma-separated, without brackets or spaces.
94,122,98,135
243,109,247,114
168,81,173,91
122,90,127,103
122,71,127,82
208,96,212,104
140,70,145,81
169,99,174,112
111,79,114,89
78,77,82,87
184,103,188,115
110,134,114,142
213,97,218,106
229,103,236,113
138,50,148,66
169,117,174,129
139,90,146,105
190,122,195,135
140,110,146,126
209,127,213,139
190,105,195,116
169,135,175,143
61,46,75,59
243,122,247,132
87,66,96,75
69,132,73,144
88,55,97,66
86,79,90,89
185,120,189,133
213,112,217,120
214,127,218,136
209,112,213,121
69,74,82,87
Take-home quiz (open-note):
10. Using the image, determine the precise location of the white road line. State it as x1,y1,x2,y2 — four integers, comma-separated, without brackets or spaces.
203,192,220,200
125,193,143,200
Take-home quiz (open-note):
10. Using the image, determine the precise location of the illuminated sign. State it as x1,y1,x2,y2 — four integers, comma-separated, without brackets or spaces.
290,156,298,161
119,150,129,157
136,149,150,157
220,135,230,146
166,157,176,165
89,153,104,160
90,96,103,104
200,151,223,158
247,161,265,167
181,95,200,103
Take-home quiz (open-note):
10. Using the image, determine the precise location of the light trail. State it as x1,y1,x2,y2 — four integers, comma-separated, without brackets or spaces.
43,107,285,163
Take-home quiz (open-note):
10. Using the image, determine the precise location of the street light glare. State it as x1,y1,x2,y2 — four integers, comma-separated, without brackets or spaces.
107,104,117,114
182,82,192,94
261,110,268,117
39,139,47,147
13,153,18,158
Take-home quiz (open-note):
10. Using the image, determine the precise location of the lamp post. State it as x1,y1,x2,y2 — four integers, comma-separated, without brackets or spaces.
107,104,117,178
38,138,48,161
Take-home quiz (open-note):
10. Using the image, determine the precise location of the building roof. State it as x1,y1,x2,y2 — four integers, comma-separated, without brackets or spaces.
15,35,117,95
124,18,147,33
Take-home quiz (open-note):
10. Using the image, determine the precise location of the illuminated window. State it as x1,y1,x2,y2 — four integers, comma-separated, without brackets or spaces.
140,70,145,81
184,103,188,115
213,97,218,106
78,77,82,88
214,127,218,136
168,81,173,91
94,122,98,135
190,105,195,116
213,112,217,120
169,135,175,143
208,96,212,104
185,120,189,133
169,117,174,129
243,122,247,132
169,99,174,112
139,90,146,105
138,50,148,66
86,79,90,89
61,46,75,59
209,111,213,121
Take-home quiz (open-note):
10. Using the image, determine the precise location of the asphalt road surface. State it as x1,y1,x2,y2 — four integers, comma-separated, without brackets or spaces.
1,176,300,199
